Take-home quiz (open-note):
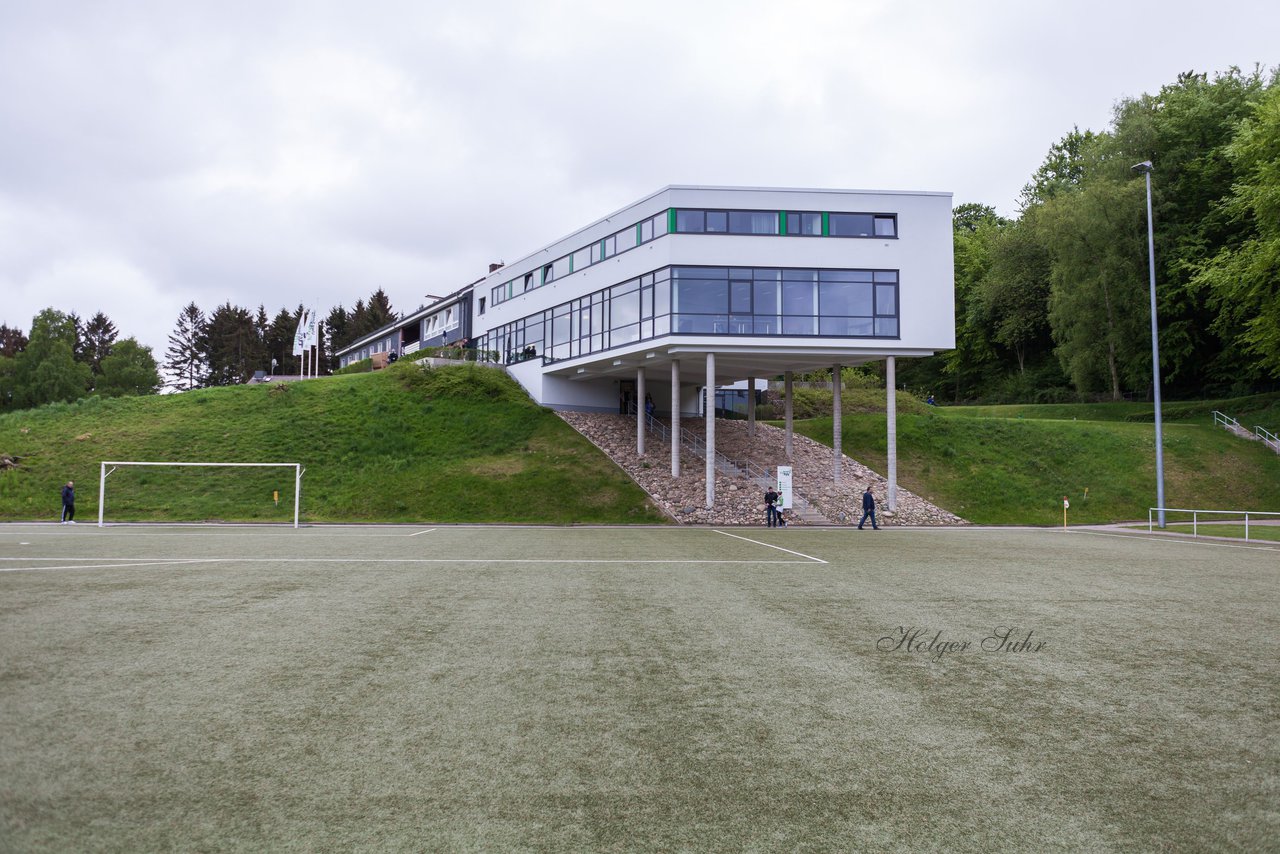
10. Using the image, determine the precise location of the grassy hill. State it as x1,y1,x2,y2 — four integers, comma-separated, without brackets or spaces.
5,366,1278,527
941,391,1280,426
790,394,1280,525
0,363,666,525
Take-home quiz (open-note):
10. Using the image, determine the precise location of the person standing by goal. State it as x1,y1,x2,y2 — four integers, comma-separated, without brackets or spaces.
60,480,76,524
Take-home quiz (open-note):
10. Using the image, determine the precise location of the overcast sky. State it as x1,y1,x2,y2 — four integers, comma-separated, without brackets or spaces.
2,0,1276,356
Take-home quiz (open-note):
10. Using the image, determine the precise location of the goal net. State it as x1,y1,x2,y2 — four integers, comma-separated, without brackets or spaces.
97,461,304,528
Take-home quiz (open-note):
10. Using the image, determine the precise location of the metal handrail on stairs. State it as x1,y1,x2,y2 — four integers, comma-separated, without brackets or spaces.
1212,410,1242,431
1214,411,1280,453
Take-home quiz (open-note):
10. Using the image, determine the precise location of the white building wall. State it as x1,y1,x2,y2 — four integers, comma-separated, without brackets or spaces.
479,190,672,331
462,186,953,410
472,186,953,353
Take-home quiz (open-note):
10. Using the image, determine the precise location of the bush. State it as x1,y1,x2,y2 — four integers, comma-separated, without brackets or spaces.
1034,386,1078,404
388,362,532,405
335,359,373,375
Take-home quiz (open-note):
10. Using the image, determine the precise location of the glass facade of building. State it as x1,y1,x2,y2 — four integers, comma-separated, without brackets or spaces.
482,265,900,365
489,207,899,309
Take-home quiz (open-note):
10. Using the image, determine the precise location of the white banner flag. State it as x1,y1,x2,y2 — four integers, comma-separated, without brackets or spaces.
293,308,310,356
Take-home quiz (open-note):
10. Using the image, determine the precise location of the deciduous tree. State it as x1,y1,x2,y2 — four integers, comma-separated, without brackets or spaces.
97,338,161,397
1041,181,1151,399
11,309,91,408
1193,83,1280,378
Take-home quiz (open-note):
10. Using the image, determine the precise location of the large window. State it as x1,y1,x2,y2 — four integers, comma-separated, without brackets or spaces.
828,213,874,237
728,211,779,234
483,263,906,361
485,206,897,313
675,209,896,238
786,212,822,235
674,209,778,235
481,264,902,366
672,267,896,340
826,213,896,238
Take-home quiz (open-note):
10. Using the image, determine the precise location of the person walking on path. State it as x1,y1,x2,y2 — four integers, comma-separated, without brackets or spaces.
60,480,76,524
764,486,780,527
858,485,878,530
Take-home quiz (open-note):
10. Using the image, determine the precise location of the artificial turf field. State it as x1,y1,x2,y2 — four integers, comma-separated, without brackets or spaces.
1,524,1276,852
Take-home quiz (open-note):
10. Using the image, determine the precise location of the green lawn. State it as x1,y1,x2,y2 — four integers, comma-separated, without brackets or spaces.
790,405,1280,526
0,364,665,525
1,525,1275,851
941,401,1155,422
1126,522,1280,543
943,391,1280,427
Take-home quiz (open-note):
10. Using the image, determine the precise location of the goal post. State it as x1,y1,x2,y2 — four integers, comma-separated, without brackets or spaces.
98,461,304,528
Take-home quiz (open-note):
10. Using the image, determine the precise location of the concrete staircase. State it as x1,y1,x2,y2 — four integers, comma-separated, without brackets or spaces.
1213,411,1280,454
639,411,832,525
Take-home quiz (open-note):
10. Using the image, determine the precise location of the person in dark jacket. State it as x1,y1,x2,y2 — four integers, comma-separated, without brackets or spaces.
764,487,780,527
858,485,878,530
61,480,76,524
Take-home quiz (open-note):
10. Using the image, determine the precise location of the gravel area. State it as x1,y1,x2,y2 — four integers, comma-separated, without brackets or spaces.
558,412,968,527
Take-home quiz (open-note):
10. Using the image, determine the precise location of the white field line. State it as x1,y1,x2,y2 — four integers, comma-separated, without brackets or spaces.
407,528,437,537
0,559,220,572
0,557,811,572
0,525,711,537
1,529,447,539
1069,529,1280,553
803,526,1045,533
713,530,828,564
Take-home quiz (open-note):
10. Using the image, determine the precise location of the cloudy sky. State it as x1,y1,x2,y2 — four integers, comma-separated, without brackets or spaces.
2,0,1276,356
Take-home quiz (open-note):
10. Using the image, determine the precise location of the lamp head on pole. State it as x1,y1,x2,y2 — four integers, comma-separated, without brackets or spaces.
1131,160,1154,174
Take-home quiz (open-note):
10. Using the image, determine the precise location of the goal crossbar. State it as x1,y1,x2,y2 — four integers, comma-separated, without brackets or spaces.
98,461,304,528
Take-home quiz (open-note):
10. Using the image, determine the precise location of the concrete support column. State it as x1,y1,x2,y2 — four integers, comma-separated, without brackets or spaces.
636,368,646,457
747,375,756,439
671,360,681,478
706,352,715,509
886,356,898,510
832,364,842,484
784,371,794,459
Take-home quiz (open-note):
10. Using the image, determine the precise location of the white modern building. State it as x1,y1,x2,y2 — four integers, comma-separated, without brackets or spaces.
336,185,955,509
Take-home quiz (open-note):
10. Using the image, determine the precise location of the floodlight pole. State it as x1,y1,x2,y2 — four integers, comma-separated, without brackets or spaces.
1134,160,1166,528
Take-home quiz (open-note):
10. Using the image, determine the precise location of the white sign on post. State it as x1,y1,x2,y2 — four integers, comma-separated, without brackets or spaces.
777,466,793,511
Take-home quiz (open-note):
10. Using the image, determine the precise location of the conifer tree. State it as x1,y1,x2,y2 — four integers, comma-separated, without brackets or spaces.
165,302,208,391
80,311,118,381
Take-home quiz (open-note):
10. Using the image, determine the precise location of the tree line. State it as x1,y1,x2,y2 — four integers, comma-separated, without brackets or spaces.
163,289,396,390
0,310,161,411
6,67,1276,411
0,287,400,410
898,66,1280,403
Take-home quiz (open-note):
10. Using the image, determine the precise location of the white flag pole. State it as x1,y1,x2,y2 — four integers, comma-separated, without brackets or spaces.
293,307,308,378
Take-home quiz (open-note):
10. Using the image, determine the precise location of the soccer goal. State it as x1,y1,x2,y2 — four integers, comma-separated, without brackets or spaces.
98,461,304,528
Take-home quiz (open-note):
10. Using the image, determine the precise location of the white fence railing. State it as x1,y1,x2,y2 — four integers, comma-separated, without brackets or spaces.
1256,425,1279,452
1212,410,1241,431
1148,507,1280,541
